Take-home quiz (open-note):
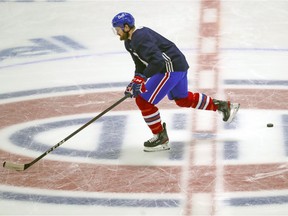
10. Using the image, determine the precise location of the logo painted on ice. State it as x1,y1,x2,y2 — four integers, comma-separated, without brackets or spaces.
0,35,86,61
10,116,128,160
9,114,186,161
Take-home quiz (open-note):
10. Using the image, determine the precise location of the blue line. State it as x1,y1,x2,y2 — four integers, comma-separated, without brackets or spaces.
1,79,287,102
0,48,195,70
225,80,288,86
1,47,288,71
0,191,180,207
0,82,126,100
9,116,127,160
228,195,288,206
221,47,288,52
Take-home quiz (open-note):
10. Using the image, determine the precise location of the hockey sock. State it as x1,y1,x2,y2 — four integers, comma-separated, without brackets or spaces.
175,92,218,111
136,96,163,134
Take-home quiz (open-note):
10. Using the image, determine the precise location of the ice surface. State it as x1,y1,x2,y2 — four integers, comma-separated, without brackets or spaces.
0,0,287,215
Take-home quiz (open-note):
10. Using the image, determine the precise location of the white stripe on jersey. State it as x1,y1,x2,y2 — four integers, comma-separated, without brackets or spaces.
132,51,148,66
162,53,174,72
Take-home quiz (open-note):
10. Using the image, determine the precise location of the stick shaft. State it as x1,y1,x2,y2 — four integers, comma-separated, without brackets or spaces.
3,94,130,171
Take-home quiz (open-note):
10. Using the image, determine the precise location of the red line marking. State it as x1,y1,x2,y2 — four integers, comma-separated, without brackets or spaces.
224,164,288,191
0,89,286,131
1,157,286,193
185,0,221,215
0,92,180,130
224,89,288,110
1,162,182,193
0,92,133,129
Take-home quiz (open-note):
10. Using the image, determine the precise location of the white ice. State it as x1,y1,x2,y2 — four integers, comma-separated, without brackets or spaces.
0,0,287,215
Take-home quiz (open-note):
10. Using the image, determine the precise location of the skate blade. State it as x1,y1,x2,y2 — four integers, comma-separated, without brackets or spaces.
227,103,240,123
144,143,170,152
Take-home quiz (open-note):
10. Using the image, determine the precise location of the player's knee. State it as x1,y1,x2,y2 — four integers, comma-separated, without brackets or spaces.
175,97,190,107
136,95,154,110
175,92,193,107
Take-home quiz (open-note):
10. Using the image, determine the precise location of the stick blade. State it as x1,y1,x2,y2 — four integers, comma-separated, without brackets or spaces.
3,161,25,171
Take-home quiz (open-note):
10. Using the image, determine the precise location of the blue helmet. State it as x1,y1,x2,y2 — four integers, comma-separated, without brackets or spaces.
112,12,135,29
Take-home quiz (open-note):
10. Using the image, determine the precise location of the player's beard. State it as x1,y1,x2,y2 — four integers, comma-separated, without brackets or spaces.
120,32,129,41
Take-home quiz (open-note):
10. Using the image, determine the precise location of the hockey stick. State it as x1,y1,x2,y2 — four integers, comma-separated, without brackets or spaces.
3,94,131,171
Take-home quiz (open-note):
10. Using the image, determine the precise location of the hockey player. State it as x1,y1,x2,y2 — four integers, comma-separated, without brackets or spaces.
112,12,240,152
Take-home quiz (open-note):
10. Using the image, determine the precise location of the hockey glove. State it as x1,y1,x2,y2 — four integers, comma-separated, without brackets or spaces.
125,73,147,98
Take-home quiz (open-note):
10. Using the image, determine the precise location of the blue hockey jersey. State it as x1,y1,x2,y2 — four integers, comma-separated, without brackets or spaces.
124,27,189,78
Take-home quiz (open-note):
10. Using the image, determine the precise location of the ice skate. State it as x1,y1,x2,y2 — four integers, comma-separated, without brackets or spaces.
144,122,170,152
213,99,240,123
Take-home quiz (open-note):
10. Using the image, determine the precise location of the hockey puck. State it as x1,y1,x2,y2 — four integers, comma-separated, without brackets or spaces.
267,123,273,127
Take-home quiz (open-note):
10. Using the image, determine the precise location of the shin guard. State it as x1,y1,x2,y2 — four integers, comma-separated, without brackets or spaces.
175,92,217,111
136,96,163,134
